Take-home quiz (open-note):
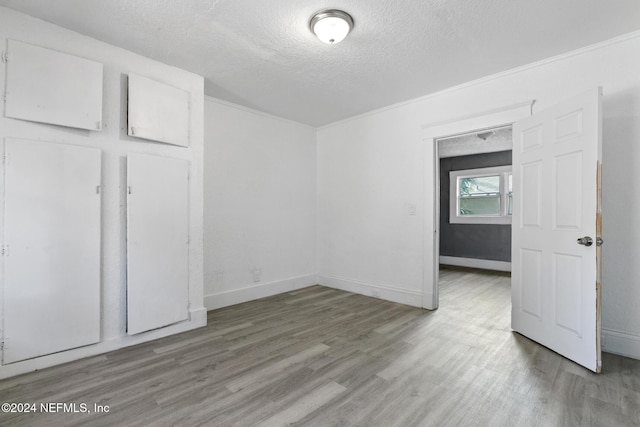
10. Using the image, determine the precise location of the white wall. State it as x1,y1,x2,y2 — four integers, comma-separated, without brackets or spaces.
317,107,426,306
204,98,317,309
317,32,640,359
0,7,205,378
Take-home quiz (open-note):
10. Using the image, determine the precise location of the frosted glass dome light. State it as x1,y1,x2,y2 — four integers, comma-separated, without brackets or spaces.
310,10,354,44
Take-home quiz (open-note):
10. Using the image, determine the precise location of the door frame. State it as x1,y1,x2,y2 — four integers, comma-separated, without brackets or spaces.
421,101,535,309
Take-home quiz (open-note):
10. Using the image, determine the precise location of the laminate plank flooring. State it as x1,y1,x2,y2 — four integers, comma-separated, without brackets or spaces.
2,266,640,426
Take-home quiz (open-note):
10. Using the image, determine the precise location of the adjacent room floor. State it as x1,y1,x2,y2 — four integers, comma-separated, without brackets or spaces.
2,266,639,426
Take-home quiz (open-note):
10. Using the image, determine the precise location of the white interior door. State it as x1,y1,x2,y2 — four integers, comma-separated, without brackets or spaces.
511,88,602,372
3,139,101,364
127,153,189,335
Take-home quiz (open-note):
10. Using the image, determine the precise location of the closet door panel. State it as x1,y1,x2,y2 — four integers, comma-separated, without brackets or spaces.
127,153,189,335
127,74,190,147
5,40,103,131
3,138,101,364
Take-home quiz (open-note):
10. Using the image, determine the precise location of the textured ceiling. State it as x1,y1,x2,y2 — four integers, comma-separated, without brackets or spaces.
1,0,639,126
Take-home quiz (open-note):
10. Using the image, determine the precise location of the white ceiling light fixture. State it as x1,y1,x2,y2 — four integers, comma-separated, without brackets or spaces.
310,9,354,44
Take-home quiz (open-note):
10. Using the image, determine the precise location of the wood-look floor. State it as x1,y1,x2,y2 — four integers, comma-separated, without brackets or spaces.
2,266,640,426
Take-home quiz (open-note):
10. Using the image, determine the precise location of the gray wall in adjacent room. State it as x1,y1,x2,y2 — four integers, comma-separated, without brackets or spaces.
440,150,512,262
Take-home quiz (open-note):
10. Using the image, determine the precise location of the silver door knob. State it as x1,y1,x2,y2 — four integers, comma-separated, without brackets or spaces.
577,236,593,246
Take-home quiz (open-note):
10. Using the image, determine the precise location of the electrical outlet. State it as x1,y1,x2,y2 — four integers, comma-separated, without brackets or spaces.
408,204,417,216
252,268,262,283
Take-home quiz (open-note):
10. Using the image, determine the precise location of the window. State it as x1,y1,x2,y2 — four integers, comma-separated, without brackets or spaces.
450,165,512,224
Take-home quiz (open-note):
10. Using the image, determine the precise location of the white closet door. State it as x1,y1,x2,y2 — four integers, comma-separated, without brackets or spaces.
127,153,189,335
5,40,103,131
127,74,190,147
3,139,101,364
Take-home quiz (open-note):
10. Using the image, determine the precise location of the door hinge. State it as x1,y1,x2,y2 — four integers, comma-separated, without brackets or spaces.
1,245,9,256
1,51,8,63
128,186,132,195
96,185,101,194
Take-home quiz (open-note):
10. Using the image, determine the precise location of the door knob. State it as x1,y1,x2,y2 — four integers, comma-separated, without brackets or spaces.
577,236,593,246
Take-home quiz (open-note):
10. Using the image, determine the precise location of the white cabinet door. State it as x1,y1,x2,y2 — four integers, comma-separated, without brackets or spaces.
127,74,190,147
511,88,602,372
127,153,190,335
3,139,101,364
5,40,103,131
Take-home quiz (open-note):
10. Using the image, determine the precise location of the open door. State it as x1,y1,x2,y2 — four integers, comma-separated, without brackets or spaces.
511,88,602,372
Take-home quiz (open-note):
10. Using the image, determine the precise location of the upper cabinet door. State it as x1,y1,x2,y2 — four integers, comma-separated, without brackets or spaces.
127,73,190,147
5,40,103,131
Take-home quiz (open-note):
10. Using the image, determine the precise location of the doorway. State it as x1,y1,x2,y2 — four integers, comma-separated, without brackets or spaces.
436,126,513,282
421,101,534,310
423,90,602,372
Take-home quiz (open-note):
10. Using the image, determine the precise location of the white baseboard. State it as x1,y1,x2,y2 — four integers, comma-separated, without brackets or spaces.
440,256,511,272
0,308,207,379
602,328,640,360
204,274,318,310
318,275,423,308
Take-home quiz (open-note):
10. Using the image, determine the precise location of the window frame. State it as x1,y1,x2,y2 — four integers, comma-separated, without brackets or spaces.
449,165,512,225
